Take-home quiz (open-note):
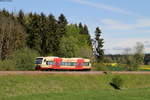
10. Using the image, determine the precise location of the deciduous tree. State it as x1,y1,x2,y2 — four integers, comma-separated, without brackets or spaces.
0,15,26,60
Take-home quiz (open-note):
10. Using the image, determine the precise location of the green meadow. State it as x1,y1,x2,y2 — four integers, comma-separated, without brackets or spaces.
0,73,150,100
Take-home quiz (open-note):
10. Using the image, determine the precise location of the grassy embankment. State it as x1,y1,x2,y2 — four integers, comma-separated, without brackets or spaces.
1,73,150,100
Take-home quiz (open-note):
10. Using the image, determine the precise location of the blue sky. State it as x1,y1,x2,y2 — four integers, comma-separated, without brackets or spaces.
0,0,150,54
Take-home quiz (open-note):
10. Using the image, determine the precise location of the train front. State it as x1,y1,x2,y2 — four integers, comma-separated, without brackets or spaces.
35,57,43,70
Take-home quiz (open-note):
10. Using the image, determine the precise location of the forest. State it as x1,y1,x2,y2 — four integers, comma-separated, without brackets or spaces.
0,9,105,70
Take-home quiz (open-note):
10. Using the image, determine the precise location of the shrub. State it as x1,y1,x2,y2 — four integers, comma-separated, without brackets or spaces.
0,60,16,71
92,63,108,71
110,76,123,90
9,48,39,70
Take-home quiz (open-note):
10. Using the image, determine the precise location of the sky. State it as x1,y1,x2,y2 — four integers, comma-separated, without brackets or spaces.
0,0,150,54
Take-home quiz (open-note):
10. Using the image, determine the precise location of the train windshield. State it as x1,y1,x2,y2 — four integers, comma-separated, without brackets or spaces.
35,58,43,64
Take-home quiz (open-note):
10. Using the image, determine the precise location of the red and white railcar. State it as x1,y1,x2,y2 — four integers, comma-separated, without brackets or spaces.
35,56,91,71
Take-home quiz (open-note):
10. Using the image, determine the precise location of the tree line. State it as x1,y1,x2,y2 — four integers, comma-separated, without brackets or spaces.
0,9,104,62
104,42,147,68
105,53,150,65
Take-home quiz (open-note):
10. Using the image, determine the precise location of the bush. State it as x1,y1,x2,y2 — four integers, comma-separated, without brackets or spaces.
0,60,16,71
110,76,123,90
9,48,39,70
92,63,108,71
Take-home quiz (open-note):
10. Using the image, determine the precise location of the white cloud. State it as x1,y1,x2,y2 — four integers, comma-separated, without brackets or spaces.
101,19,133,30
69,0,136,16
104,38,150,54
136,19,150,27
101,18,150,31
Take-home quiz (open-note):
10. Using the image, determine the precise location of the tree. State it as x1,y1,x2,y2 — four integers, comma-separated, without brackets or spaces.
133,42,144,65
54,14,68,55
94,27,104,62
66,24,80,37
122,48,134,68
59,36,79,57
0,15,26,60
122,43,144,70
57,13,68,37
76,47,93,59
58,24,93,58
83,25,89,35
58,14,68,25
40,14,57,56
0,9,10,17
26,13,42,54
43,14,57,56
83,25,92,47
39,13,49,55
17,10,25,27
144,54,150,65
79,22,84,34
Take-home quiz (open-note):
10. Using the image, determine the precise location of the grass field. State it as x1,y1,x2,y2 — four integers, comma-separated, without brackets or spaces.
1,73,150,100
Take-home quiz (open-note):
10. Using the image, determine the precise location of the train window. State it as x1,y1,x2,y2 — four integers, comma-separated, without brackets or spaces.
55,62,60,66
83,62,89,66
46,61,54,65
61,62,76,66
35,58,43,64
77,63,83,66
61,62,65,66
70,62,76,66
67,62,71,66
65,62,70,66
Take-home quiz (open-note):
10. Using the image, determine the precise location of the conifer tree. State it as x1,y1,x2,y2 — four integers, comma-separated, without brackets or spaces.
26,13,42,54
39,13,49,55
1,9,10,17
83,25,92,47
58,14,68,25
79,22,84,34
40,13,57,56
46,14,57,55
94,27,104,62
17,10,25,27
57,14,68,37
54,14,68,55
83,25,89,35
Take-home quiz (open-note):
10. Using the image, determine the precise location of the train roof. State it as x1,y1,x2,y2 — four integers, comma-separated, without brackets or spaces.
36,56,90,61
36,56,58,58
63,58,90,62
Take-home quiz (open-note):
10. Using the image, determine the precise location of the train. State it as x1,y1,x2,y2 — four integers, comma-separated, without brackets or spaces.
35,56,91,71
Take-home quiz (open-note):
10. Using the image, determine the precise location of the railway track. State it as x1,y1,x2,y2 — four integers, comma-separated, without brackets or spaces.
0,71,150,75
